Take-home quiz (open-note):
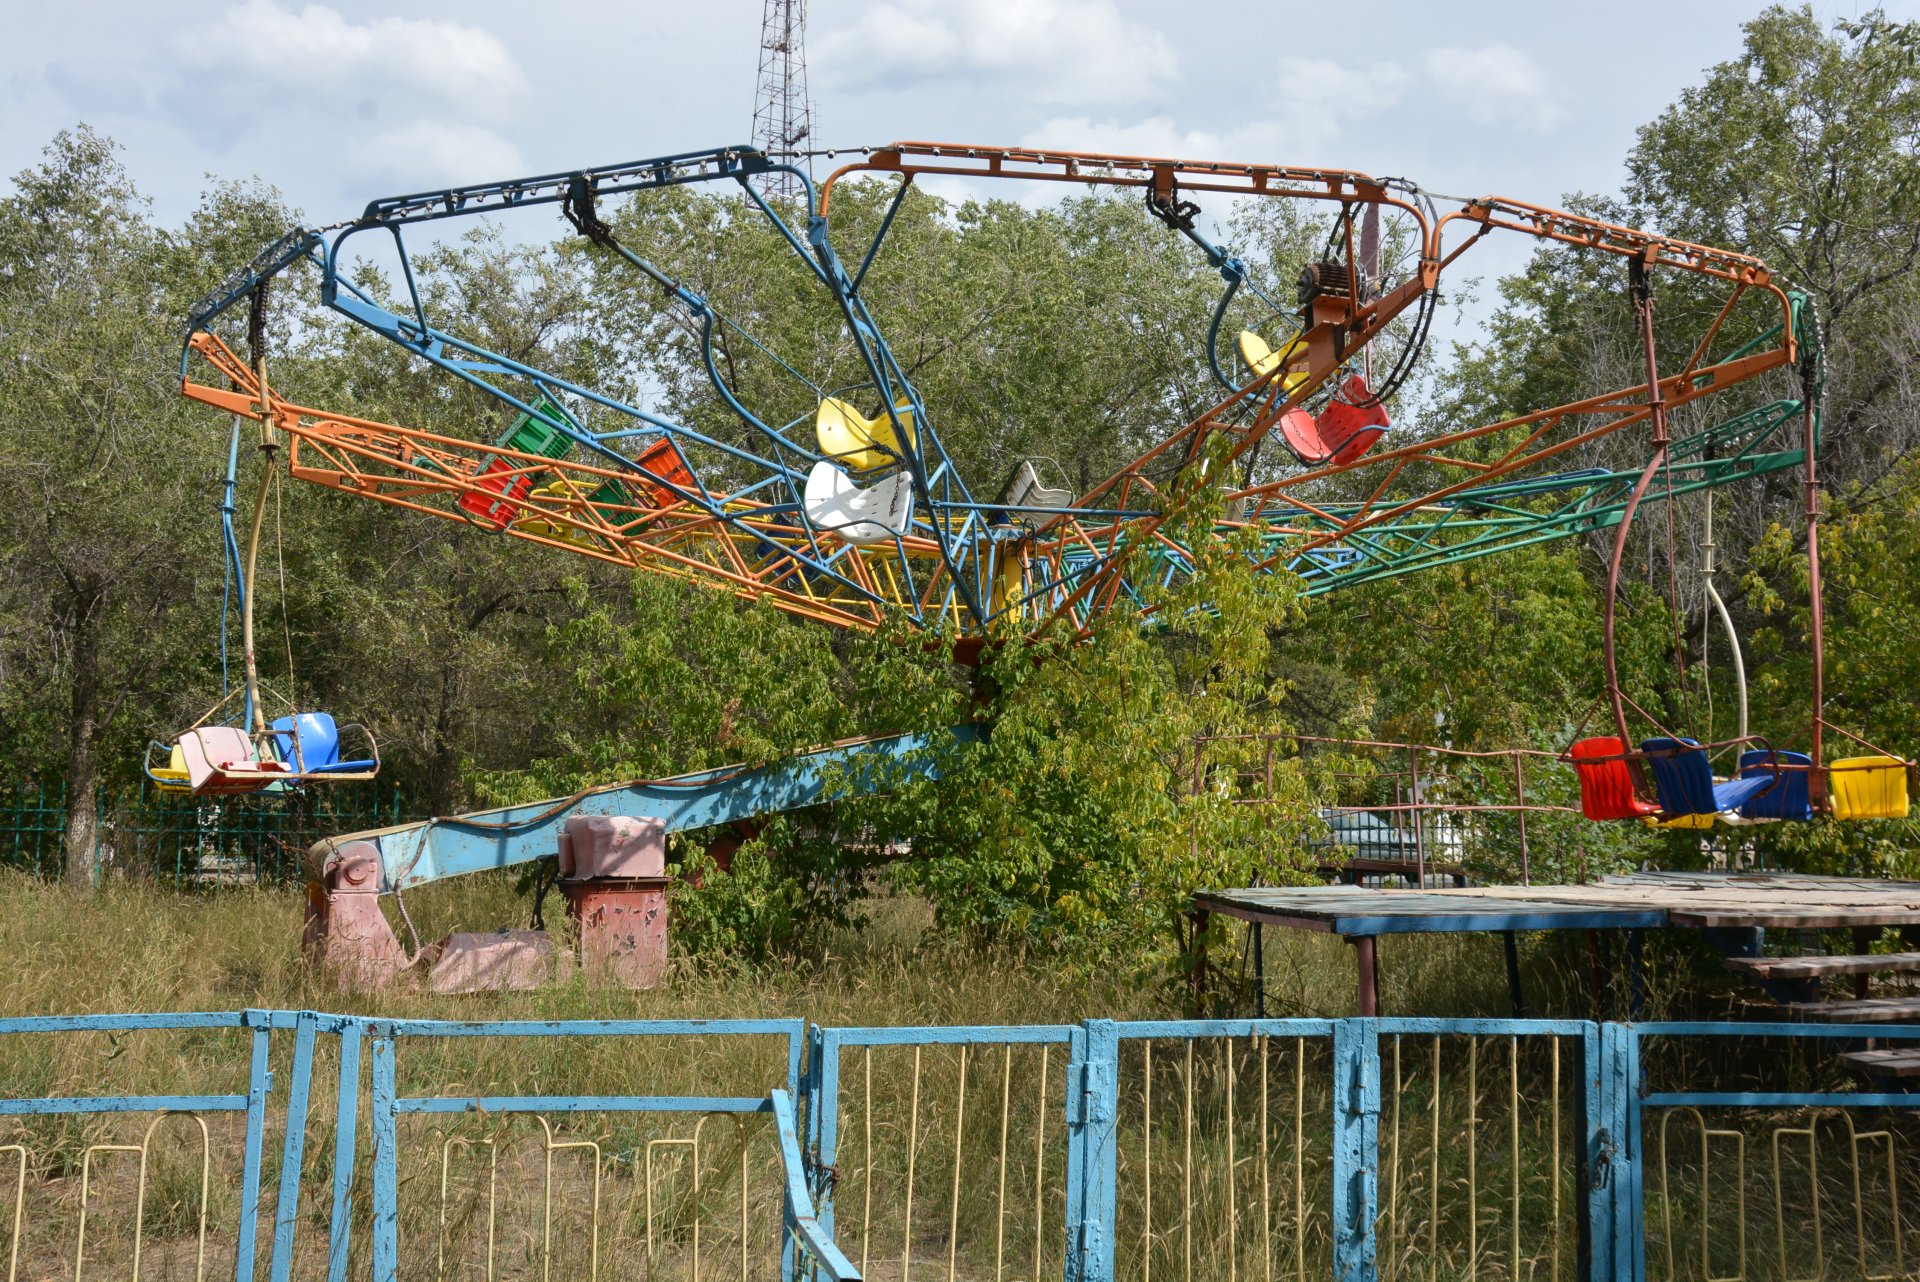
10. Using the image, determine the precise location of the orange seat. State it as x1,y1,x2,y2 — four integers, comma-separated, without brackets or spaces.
1569,736,1660,821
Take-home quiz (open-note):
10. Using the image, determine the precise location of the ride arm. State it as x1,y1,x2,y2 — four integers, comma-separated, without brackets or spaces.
306,725,982,894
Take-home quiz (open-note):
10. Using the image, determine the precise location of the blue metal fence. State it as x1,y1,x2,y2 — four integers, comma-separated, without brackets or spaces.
0,1011,1914,1281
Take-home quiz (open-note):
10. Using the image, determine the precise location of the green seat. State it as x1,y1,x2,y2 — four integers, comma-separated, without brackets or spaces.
501,400,575,460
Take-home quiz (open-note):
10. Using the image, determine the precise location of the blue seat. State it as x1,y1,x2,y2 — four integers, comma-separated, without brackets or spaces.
269,713,376,774
1639,737,1777,816
1737,750,1812,820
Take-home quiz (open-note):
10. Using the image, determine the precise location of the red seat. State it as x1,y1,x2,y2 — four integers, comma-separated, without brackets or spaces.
1279,375,1391,466
458,459,535,530
1569,736,1661,821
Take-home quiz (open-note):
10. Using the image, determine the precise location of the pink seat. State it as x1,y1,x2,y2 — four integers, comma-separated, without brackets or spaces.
176,727,287,796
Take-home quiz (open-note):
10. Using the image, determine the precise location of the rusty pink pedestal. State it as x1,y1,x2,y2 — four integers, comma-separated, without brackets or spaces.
305,814,672,990
558,815,670,988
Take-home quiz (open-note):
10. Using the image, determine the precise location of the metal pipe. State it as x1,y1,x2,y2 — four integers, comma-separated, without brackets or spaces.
1605,264,1673,747
1408,748,1426,889
1701,575,1748,741
1513,752,1530,885
1699,497,1749,740
1805,391,1825,768
1356,936,1379,1016
1503,931,1525,1019
1604,447,1668,746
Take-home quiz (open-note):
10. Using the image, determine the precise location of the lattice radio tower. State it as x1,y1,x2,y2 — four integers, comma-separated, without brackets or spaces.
750,0,815,201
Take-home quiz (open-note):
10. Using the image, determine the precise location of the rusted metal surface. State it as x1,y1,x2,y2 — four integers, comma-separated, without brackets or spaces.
303,839,410,988
563,876,671,989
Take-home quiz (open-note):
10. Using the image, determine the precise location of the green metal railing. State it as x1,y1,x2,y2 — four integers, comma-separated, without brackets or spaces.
2,780,426,884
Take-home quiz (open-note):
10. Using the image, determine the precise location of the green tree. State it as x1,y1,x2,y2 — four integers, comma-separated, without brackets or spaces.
0,130,292,884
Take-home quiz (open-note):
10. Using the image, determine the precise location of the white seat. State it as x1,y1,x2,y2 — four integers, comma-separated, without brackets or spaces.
1005,460,1072,511
803,461,915,545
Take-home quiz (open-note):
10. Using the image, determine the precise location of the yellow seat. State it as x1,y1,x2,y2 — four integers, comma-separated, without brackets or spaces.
1237,331,1310,395
1829,755,1911,819
512,481,595,546
1645,812,1718,831
151,743,191,794
816,398,915,472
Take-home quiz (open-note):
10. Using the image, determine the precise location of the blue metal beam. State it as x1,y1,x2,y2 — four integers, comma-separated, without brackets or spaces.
327,725,983,892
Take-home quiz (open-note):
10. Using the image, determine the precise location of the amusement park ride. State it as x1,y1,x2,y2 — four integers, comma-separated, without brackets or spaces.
157,141,1912,988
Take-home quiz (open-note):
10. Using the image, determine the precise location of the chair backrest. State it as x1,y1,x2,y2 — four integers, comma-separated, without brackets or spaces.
803,462,915,546
815,398,916,473
178,726,256,791
1317,376,1392,465
1640,737,1718,815
1005,461,1072,511
1568,736,1651,821
1829,755,1912,820
270,713,342,771
1738,750,1812,820
631,435,694,507
1278,409,1332,464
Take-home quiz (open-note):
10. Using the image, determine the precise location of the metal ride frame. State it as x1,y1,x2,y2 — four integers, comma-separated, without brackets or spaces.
5,1009,1918,1282
179,141,1813,650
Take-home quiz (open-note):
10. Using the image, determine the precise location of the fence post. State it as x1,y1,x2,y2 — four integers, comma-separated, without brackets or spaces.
267,1012,320,1282
1065,1019,1119,1282
1332,1017,1380,1282
371,1030,399,1282
328,1020,364,1282
808,1026,840,1236
237,1010,276,1282
1583,1021,1641,1282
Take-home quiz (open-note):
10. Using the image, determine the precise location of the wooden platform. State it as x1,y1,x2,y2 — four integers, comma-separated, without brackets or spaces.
1196,872,1920,937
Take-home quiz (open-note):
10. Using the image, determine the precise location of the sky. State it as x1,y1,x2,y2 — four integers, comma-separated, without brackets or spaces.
4,0,1914,310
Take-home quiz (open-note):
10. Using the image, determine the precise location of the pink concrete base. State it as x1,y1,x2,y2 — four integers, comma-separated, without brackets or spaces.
303,840,411,989
562,877,670,988
422,929,571,994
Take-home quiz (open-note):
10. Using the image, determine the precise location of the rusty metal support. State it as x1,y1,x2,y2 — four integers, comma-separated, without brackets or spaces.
1408,748,1426,889
1514,751,1530,885
1605,264,1675,748
1355,936,1379,1016
1805,388,1826,772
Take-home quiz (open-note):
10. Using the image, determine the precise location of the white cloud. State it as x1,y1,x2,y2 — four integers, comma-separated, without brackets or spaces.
817,0,1175,107
1272,58,1410,150
347,122,525,189
1421,45,1566,131
183,1,527,118
1026,116,1231,160
155,1,529,187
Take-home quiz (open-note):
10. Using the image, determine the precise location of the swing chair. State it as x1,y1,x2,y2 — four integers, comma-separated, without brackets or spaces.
1564,276,1910,827
816,396,915,472
144,294,382,799
1185,189,1408,471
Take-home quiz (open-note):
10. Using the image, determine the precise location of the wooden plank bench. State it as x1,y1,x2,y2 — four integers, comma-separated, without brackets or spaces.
1726,951,1920,980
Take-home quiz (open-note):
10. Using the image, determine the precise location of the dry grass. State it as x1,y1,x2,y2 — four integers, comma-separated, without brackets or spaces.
0,874,1900,1281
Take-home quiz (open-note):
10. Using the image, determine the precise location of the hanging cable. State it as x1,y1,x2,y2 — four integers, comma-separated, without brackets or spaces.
272,465,305,772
